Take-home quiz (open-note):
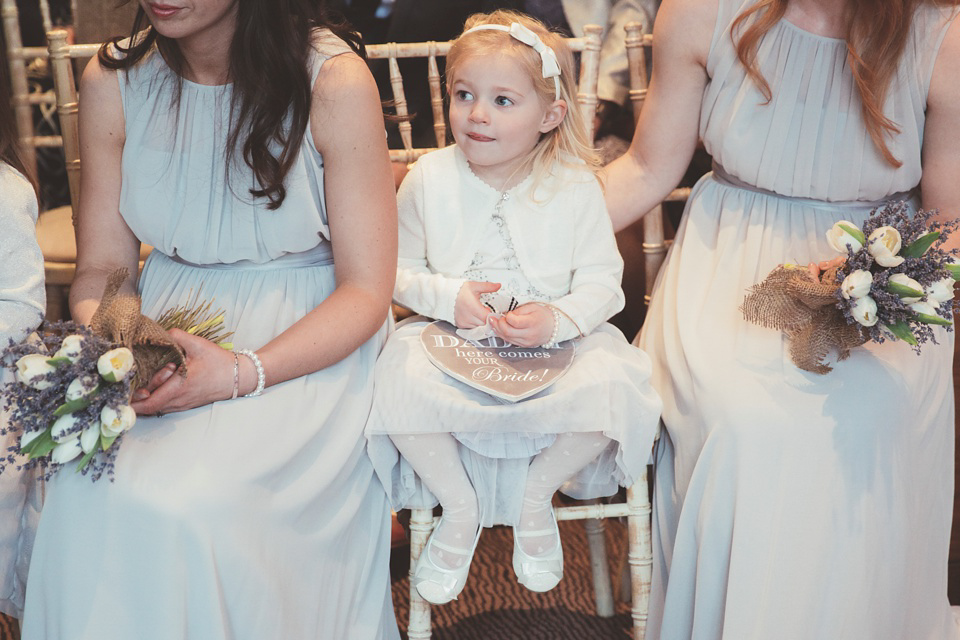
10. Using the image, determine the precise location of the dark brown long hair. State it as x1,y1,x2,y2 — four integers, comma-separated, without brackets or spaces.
0,57,38,196
99,0,364,210
732,0,960,167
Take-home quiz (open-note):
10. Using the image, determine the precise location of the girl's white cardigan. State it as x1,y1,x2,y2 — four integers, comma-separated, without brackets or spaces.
394,145,625,340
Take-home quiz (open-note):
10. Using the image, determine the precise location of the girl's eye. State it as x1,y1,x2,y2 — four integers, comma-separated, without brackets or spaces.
494,96,514,107
456,90,473,101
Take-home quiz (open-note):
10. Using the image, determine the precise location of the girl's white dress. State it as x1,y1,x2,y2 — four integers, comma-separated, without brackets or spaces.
366,146,662,525
640,2,960,638
0,163,45,620
20,33,400,640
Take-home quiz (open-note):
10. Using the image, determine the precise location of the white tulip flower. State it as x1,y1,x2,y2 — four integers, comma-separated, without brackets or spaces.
867,226,905,267
65,374,99,402
50,438,83,465
53,335,84,363
20,429,44,449
926,277,955,307
100,405,136,437
840,270,873,299
80,424,101,454
910,300,939,317
51,413,84,444
825,220,865,254
15,354,56,390
887,273,924,303
851,296,879,327
97,347,135,383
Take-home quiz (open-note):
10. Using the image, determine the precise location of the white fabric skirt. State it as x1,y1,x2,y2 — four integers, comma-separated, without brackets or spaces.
366,318,661,525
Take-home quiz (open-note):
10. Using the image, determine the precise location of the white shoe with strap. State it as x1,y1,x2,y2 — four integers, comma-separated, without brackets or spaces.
512,507,563,593
412,517,483,604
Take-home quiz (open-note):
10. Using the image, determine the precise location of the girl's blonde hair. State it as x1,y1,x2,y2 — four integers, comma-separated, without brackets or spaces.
446,10,599,192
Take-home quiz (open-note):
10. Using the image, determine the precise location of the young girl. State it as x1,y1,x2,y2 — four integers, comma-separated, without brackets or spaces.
366,10,661,604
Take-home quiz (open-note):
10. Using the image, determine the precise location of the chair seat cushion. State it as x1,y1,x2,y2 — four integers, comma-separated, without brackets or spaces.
37,205,153,263
36,206,76,263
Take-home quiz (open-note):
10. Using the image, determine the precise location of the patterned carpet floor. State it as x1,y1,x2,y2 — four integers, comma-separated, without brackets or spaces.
0,515,635,640
390,517,635,639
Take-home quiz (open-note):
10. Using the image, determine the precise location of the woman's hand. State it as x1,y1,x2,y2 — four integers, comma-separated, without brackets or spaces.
130,329,239,415
454,281,501,329
131,362,178,403
489,303,554,348
807,256,846,282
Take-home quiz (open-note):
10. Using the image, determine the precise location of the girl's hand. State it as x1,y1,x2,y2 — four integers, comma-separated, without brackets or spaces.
454,281,501,329
489,303,554,348
130,329,238,416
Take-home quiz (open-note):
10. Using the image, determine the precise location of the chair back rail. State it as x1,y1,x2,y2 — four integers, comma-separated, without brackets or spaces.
3,0,68,179
46,31,97,224
3,0,37,172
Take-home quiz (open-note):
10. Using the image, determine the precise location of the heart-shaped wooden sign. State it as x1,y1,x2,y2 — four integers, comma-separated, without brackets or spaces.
420,321,575,403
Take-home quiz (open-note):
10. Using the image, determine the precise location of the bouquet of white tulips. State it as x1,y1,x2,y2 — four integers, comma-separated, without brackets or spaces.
0,269,233,481
742,202,959,373
825,202,958,344
2,323,139,480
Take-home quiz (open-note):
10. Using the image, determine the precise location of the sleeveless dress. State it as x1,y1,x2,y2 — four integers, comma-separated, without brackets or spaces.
20,33,400,640
639,3,960,639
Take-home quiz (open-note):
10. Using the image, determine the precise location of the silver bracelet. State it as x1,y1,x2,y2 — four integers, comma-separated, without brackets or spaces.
231,351,240,400
235,349,265,397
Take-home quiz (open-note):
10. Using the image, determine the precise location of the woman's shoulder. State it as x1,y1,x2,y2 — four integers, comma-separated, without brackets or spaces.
102,30,159,70
309,27,358,64
911,2,960,48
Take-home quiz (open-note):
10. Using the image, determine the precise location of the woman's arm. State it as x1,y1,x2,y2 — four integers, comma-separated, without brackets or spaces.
68,58,141,324
0,168,44,344
133,52,398,413
921,17,960,252
602,0,715,232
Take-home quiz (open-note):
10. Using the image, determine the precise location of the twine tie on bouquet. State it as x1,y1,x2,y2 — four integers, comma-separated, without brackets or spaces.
741,266,867,374
89,268,185,390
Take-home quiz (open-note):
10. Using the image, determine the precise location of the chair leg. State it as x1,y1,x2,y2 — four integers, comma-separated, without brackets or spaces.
627,474,652,640
407,508,434,640
584,501,615,618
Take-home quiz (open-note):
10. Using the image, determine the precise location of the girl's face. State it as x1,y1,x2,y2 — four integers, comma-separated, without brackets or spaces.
139,0,239,46
448,53,564,189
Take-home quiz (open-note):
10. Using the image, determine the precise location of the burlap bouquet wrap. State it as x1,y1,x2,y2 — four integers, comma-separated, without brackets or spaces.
89,268,185,389
741,266,867,374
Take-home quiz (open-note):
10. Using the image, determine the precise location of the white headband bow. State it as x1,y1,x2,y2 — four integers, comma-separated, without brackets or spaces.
459,22,562,98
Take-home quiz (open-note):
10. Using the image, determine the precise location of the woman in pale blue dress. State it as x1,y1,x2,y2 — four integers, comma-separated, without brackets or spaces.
605,0,960,637
20,1,400,638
